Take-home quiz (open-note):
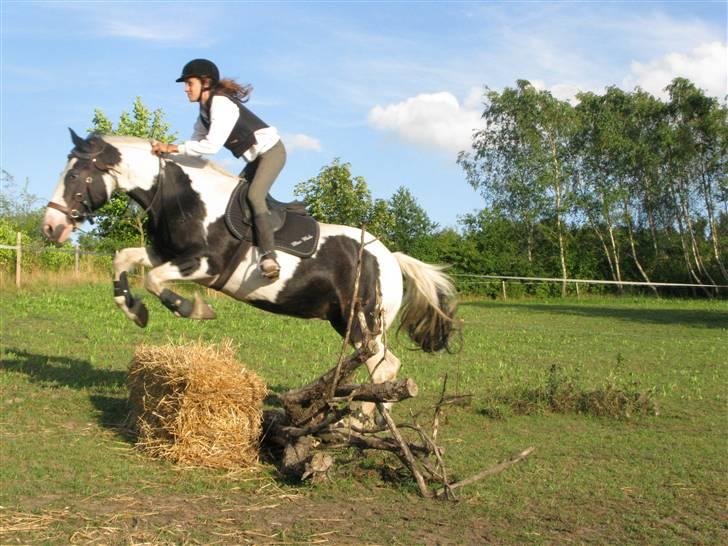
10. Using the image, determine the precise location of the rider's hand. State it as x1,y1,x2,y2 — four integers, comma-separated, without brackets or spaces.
151,142,179,156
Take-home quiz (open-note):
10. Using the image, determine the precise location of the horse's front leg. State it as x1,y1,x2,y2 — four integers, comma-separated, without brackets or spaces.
144,258,217,320
113,247,159,327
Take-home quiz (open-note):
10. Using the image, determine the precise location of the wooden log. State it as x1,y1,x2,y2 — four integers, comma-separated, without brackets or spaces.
278,348,372,426
334,378,418,403
376,402,432,498
434,447,535,498
281,436,316,478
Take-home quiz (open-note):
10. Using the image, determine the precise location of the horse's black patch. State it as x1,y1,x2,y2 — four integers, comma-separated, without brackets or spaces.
61,158,109,213
59,133,124,222
144,162,209,265
249,235,381,339
205,215,248,277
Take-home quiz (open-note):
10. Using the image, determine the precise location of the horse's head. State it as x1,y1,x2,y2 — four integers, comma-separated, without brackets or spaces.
42,129,122,243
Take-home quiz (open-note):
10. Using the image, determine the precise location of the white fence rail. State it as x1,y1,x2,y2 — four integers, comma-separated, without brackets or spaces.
3,232,726,295
452,273,728,298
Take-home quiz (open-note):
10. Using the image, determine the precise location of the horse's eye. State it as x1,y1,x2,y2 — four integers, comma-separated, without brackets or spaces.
68,172,78,179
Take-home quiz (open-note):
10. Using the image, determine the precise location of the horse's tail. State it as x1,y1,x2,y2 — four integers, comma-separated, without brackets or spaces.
393,252,459,353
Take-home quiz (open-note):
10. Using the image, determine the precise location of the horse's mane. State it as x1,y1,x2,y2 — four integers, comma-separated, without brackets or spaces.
101,135,239,181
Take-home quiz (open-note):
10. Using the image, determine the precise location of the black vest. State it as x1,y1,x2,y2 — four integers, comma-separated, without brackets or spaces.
200,94,269,158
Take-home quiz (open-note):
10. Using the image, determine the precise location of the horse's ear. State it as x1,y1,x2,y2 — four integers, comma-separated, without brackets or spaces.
69,128,88,151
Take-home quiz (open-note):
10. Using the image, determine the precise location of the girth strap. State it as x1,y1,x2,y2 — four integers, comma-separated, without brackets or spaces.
209,239,253,291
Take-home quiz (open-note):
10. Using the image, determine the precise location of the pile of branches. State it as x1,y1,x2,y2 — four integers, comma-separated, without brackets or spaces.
261,232,533,499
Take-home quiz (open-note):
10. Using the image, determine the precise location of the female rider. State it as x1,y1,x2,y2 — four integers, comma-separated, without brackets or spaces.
152,59,285,280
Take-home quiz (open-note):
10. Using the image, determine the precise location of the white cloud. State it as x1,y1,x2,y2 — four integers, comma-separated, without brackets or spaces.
624,41,727,99
530,80,590,104
52,4,218,45
283,133,322,152
102,21,199,43
368,92,483,155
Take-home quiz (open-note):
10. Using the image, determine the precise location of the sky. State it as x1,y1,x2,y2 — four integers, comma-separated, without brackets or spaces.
1,1,726,229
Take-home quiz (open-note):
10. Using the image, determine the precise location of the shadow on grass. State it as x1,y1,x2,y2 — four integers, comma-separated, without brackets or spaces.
1,347,133,440
1,347,127,389
89,394,136,441
461,301,728,329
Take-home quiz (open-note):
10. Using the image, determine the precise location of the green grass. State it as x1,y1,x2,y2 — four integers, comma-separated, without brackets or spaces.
1,282,726,544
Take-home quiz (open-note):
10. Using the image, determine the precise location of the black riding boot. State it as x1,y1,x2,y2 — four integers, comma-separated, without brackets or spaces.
253,212,280,280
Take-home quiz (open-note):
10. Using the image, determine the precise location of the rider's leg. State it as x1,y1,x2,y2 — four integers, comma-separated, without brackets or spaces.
246,141,286,280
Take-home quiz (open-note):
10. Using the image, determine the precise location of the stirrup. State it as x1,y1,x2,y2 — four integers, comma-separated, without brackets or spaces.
258,254,280,280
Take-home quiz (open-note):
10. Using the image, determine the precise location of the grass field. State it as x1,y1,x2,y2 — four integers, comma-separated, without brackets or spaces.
1,281,726,544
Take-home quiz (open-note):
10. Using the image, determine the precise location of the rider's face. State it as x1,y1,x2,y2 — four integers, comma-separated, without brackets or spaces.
184,78,203,102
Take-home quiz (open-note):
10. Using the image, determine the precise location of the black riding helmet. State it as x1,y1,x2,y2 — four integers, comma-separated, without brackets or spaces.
176,59,220,84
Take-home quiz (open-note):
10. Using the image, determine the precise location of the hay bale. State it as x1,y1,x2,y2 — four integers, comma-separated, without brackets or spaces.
127,339,267,469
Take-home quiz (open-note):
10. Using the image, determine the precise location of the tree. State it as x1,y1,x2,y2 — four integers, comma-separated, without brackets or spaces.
0,170,75,271
663,79,727,284
82,97,177,251
459,81,577,293
574,88,661,294
294,159,394,244
385,186,438,257
0,169,44,234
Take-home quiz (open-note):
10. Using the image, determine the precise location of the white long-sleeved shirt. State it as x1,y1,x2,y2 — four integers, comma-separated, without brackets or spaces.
177,94,280,163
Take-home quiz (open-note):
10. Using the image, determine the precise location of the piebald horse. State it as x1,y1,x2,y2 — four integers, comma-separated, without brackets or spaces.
43,131,458,414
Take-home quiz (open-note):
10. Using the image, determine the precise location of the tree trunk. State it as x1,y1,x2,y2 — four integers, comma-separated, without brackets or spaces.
699,164,728,282
602,196,624,293
587,217,616,282
644,191,660,260
549,137,568,297
527,221,534,266
556,193,568,297
668,179,705,294
677,177,717,292
621,196,658,296
683,196,717,290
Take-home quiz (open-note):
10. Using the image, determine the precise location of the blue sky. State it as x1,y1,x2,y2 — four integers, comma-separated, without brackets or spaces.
1,1,726,228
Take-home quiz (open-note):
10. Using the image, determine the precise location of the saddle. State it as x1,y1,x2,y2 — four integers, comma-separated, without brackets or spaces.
211,179,320,291
224,180,319,258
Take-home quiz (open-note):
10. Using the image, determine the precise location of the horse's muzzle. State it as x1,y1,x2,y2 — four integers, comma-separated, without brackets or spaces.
42,208,74,243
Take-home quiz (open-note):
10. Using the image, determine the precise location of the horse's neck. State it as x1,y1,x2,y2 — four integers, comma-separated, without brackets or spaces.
121,154,238,222
114,151,162,210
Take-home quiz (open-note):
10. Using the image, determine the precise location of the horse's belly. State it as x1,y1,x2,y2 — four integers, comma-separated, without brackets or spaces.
219,248,302,303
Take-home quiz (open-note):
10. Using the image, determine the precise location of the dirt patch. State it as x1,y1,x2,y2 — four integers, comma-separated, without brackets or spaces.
4,482,497,545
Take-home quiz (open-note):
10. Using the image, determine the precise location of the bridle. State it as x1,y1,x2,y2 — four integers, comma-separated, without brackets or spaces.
48,141,169,230
46,146,115,227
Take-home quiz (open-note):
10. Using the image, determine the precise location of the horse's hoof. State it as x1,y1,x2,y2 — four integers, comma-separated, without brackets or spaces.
190,293,217,320
130,300,149,328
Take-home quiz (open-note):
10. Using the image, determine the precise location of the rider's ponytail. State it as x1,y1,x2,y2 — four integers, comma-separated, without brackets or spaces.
214,78,253,103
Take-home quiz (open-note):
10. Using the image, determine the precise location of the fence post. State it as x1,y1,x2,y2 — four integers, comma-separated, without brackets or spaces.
501,280,507,300
575,281,580,298
74,245,80,277
15,232,22,288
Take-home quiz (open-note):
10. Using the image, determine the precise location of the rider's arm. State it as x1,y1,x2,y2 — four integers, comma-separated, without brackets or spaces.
177,95,240,157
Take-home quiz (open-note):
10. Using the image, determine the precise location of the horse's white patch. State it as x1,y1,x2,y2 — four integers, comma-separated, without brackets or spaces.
221,247,303,302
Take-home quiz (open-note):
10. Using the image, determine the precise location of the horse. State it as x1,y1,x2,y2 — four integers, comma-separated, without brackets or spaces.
42,130,458,417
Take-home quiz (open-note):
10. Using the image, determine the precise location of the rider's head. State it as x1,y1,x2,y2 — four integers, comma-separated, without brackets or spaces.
176,59,219,103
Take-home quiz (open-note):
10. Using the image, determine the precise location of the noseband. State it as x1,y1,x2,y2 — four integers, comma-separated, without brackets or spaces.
47,146,112,226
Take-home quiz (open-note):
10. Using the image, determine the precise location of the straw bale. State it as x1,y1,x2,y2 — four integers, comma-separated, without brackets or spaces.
127,339,267,469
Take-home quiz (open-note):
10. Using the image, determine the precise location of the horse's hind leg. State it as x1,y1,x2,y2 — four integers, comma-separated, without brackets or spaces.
144,258,217,320
359,338,402,421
